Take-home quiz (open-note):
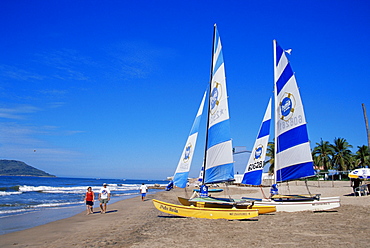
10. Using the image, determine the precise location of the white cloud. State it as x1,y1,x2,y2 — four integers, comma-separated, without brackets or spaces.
0,105,40,119
0,65,46,81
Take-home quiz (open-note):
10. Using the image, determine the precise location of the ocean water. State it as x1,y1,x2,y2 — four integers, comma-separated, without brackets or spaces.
0,176,166,235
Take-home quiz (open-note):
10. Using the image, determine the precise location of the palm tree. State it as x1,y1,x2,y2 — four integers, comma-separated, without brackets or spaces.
347,155,358,171
312,139,334,171
330,137,353,171
266,141,275,174
355,145,370,168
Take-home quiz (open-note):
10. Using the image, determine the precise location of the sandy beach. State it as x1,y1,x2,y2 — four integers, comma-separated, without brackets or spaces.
1,180,369,248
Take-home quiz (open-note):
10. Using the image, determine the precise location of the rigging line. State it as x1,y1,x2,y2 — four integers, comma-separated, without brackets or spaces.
260,185,269,199
305,179,312,196
183,186,190,198
169,187,180,199
168,186,190,200
224,183,234,202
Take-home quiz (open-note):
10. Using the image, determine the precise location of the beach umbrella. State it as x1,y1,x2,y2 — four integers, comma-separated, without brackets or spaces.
348,168,370,179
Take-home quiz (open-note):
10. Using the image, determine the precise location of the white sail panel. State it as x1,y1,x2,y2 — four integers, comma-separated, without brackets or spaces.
242,98,272,185
204,25,234,184
273,40,315,182
205,140,234,183
206,140,234,169
209,64,229,127
173,92,206,188
276,142,314,169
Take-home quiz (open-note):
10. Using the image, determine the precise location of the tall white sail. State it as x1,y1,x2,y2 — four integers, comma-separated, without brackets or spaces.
273,40,315,182
173,91,207,188
242,98,272,185
204,25,234,184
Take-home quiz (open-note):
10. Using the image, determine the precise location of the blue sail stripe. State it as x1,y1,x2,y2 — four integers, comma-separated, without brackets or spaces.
276,161,314,182
257,119,271,139
214,28,220,54
276,63,294,95
173,171,189,188
241,170,262,185
207,119,231,150
189,115,202,136
212,50,224,75
277,124,309,153
205,162,234,184
275,43,284,66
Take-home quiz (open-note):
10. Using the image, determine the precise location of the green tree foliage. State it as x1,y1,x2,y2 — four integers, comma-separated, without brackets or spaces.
330,137,353,171
312,139,334,171
266,141,275,174
355,145,370,168
265,138,367,175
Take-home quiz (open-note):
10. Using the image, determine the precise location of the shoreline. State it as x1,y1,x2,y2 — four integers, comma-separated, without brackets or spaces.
1,181,370,247
0,190,162,235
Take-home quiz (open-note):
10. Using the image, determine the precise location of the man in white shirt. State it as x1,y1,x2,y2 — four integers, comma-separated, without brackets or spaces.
98,183,111,213
139,183,148,201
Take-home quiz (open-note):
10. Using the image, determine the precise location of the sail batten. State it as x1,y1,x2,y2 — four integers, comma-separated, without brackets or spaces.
172,91,207,188
273,40,315,183
204,25,234,184
242,98,272,186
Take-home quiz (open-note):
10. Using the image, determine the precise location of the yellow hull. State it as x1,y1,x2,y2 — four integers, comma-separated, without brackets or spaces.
178,197,275,214
246,204,275,214
152,199,258,220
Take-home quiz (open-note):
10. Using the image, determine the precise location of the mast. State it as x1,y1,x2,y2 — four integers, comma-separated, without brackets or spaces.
201,24,217,184
362,103,370,153
273,40,278,185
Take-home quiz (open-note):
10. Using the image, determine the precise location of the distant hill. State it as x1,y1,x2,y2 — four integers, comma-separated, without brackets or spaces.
0,160,55,177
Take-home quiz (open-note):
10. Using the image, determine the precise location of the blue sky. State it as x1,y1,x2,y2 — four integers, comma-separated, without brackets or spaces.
0,1,369,179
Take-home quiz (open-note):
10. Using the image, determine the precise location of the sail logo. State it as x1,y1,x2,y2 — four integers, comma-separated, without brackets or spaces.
183,143,192,163
210,81,221,115
279,92,295,121
254,145,263,160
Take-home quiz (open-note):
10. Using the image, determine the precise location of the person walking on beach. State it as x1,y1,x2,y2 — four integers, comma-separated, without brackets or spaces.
98,183,111,213
140,183,148,201
85,187,95,215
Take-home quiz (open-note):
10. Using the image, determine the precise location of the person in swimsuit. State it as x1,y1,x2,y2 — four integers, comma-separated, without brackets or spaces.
85,187,95,215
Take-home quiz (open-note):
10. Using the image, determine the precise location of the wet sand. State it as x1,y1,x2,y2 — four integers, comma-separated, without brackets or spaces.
1,181,369,248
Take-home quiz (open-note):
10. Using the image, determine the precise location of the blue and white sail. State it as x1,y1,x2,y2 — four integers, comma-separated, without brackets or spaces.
273,40,315,182
242,98,272,185
204,25,234,184
172,91,207,188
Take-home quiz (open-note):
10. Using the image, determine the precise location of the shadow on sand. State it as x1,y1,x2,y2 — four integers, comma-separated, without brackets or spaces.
91,210,118,214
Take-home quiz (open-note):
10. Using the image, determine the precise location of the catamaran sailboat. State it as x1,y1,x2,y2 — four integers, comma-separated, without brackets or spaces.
241,40,340,212
152,24,259,220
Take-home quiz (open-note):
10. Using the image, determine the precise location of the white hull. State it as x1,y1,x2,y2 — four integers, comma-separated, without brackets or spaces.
252,196,340,212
